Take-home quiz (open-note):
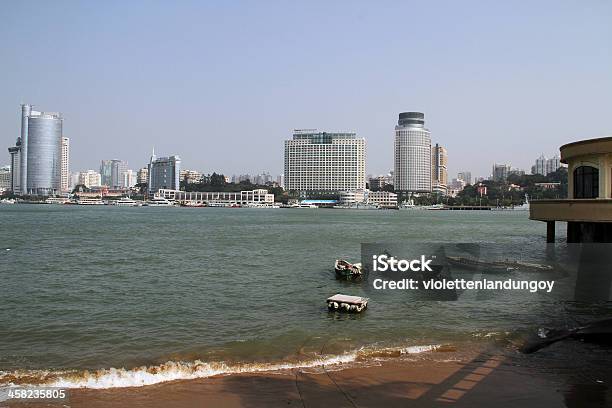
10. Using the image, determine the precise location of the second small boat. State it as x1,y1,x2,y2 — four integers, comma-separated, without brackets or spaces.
334,259,363,279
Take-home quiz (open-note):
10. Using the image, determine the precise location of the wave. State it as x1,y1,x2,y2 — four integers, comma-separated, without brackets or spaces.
0,343,451,390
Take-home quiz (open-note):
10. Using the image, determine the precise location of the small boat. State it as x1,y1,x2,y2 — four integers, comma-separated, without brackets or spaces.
327,294,369,313
334,259,363,279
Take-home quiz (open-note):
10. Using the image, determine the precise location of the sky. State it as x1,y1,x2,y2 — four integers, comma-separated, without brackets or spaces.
1,1,611,180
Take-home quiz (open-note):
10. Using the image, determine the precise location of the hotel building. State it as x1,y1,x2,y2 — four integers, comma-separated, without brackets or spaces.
284,130,366,196
78,170,102,188
394,112,432,195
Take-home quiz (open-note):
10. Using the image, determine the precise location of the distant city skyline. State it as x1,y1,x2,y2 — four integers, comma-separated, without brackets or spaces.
1,2,611,178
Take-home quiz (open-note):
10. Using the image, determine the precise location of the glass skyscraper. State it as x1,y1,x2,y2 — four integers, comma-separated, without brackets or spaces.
8,104,63,196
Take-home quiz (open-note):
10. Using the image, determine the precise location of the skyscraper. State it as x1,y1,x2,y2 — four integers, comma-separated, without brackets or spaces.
546,155,561,175
284,130,366,196
432,143,448,195
61,137,70,192
147,150,181,194
100,159,127,188
394,112,432,194
457,171,472,185
8,104,63,196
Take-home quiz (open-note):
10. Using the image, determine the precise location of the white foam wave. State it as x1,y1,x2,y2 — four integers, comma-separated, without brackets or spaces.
2,343,446,390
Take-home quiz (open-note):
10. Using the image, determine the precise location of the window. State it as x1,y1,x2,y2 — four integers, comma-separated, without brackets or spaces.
573,166,599,198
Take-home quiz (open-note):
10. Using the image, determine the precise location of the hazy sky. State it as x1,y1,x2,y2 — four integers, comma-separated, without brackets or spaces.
1,1,611,179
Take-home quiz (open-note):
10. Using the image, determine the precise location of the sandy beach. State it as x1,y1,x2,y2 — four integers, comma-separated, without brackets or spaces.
6,353,571,408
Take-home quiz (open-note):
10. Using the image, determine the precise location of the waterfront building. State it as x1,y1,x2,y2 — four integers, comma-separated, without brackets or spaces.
158,188,274,206
369,174,392,191
8,139,20,193
457,171,472,185
60,137,70,192
394,112,432,195
339,190,367,206
137,167,148,184
0,165,10,192
530,136,612,242
492,163,511,182
432,143,448,195
78,170,102,188
9,104,63,196
368,191,398,208
148,151,181,194
284,129,366,196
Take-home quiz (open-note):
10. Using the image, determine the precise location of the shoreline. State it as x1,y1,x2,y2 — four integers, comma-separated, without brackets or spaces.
4,355,565,408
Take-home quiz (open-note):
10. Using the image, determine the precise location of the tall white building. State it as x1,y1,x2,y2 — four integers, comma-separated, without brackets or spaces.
121,169,137,188
284,130,366,196
61,137,70,192
394,112,432,194
546,155,561,175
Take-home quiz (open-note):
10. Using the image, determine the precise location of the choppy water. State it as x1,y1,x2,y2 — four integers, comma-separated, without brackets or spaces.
0,205,610,390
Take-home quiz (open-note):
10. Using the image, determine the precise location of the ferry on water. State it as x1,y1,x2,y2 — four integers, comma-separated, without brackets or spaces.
112,197,142,207
145,196,175,207
75,198,105,205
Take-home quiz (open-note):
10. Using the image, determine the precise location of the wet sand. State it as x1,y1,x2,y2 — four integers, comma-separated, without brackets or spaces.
5,355,566,408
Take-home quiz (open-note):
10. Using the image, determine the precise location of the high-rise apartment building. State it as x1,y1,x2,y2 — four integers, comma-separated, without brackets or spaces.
432,143,448,194
78,170,102,188
546,155,561,175
137,167,148,185
492,163,511,181
147,150,181,194
121,169,137,188
394,112,432,194
7,104,63,196
532,154,561,176
457,171,472,185
61,137,70,192
284,130,366,196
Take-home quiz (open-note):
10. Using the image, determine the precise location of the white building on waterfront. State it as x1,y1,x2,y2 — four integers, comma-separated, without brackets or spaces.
394,112,432,194
339,189,367,206
157,189,274,206
367,191,398,208
284,129,366,196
